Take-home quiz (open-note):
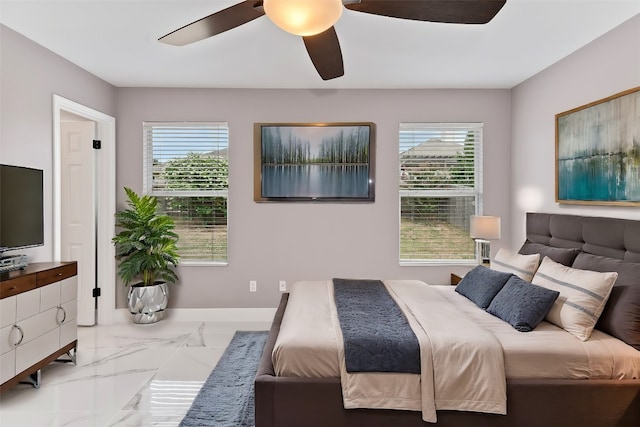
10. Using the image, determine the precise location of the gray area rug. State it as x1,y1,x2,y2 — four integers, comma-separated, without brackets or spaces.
180,330,268,427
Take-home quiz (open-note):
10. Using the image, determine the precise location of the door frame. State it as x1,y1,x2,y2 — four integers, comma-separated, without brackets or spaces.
52,94,116,325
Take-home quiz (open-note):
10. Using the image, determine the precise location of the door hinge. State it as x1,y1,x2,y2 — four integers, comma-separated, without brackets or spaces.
92,287,101,298
92,139,101,149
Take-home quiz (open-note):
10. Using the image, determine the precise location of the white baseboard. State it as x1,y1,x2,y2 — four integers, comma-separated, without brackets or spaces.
113,307,277,323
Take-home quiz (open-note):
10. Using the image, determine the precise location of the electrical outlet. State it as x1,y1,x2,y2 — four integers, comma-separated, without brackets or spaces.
279,280,286,292
250,280,257,292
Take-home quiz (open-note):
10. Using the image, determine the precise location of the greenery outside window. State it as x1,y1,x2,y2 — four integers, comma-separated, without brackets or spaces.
399,123,483,263
143,122,229,263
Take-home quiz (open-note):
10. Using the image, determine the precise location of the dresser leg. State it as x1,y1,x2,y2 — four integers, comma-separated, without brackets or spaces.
55,347,77,365
19,369,41,389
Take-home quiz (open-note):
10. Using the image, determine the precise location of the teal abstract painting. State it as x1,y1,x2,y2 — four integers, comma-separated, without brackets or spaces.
556,87,640,205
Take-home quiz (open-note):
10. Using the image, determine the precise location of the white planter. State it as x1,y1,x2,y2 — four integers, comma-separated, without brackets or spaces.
127,282,169,324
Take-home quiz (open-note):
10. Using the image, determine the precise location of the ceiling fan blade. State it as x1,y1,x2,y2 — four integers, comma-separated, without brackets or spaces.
303,27,344,81
345,0,506,24
159,1,265,46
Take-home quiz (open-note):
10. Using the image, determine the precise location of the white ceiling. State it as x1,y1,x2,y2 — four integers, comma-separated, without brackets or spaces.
1,0,638,89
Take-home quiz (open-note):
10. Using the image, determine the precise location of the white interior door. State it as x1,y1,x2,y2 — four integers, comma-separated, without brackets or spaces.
60,121,96,326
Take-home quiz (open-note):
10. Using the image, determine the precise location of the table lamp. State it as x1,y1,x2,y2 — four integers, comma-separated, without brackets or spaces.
470,215,501,266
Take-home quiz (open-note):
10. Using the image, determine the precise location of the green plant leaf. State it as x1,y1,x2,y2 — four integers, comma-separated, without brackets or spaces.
113,187,180,286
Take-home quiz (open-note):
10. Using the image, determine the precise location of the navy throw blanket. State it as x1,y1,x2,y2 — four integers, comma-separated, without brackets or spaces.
333,278,420,374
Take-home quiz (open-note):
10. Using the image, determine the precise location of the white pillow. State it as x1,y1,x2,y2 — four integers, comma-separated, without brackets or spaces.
531,257,618,341
491,248,540,282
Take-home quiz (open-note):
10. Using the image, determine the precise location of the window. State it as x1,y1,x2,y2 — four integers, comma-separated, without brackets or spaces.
399,123,483,263
143,122,229,263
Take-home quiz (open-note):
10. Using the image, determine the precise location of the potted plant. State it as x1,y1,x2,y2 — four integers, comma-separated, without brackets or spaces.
112,187,180,324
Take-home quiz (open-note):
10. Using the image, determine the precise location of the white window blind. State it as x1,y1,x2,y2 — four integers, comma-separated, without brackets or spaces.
143,122,229,263
399,123,483,262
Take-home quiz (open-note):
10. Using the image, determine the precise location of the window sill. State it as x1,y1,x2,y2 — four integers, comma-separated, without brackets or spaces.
179,261,228,267
399,260,478,267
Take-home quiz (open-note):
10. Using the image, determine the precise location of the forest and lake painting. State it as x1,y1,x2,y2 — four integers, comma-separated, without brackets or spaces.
556,88,640,205
258,124,374,200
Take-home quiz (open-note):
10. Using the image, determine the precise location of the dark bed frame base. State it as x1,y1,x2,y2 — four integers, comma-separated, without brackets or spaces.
255,212,640,426
256,294,639,427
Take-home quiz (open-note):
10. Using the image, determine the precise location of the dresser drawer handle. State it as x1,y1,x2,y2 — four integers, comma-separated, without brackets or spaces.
57,306,67,325
12,324,24,346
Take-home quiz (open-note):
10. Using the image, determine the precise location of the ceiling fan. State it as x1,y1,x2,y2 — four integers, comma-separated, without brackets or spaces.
159,0,507,81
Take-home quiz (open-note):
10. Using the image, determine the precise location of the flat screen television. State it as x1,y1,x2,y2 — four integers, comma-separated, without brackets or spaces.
254,122,376,202
0,164,44,254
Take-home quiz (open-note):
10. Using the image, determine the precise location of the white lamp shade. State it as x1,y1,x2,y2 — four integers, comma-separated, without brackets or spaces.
470,216,501,240
264,0,343,36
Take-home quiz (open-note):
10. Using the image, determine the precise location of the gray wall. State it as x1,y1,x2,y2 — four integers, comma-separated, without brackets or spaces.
0,25,116,261
5,13,637,310
510,14,640,248
115,88,511,308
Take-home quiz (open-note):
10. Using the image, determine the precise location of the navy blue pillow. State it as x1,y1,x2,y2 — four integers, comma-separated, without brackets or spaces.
455,266,513,309
487,275,560,332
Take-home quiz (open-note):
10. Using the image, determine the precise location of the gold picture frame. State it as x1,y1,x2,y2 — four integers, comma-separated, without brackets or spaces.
556,87,640,206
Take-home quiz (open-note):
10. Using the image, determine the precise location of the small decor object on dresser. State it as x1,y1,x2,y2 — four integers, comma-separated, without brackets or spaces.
112,187,180,324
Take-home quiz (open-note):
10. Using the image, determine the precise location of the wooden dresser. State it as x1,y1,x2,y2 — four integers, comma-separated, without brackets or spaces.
0,262,78,392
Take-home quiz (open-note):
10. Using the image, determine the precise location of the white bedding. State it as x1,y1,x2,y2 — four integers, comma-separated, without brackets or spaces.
437,284,640,380
275,280,506,422
272,280,640,420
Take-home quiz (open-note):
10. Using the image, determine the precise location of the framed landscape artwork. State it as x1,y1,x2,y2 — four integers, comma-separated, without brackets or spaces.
254,122,375,202
556,87,640,206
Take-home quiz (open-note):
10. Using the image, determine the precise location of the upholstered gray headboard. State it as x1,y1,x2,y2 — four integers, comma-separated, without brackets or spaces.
525,212,640,262
523,212,640,350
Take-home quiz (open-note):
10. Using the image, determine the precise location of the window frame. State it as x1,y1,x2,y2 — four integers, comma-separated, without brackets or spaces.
142,121,230,266
398,122,484,265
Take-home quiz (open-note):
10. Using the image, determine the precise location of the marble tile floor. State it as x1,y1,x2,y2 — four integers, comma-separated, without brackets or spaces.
0,319,272,427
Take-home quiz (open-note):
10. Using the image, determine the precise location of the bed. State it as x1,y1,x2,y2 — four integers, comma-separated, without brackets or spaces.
255,213,640,426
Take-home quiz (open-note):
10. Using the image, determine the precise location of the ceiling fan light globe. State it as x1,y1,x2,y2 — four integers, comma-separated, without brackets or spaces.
264,0,343,37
